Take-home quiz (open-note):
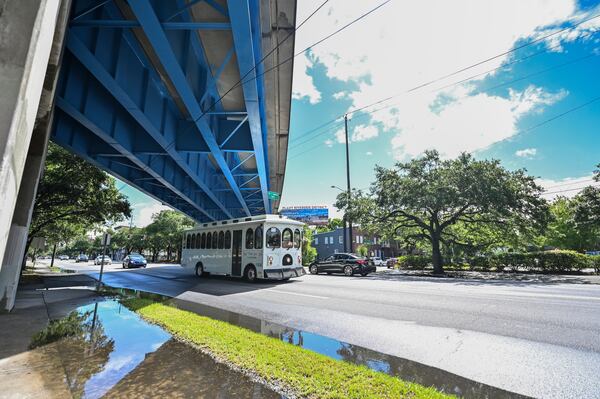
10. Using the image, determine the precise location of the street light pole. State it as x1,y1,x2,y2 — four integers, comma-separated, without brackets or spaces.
344,114,353,253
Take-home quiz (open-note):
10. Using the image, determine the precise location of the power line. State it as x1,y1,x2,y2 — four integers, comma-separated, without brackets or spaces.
288,48,599,153
142,0,333,199
542,183,600,196
542,178,595,190
192,0,392,130
344,12,600,118
288,27,600,152
289,93,600,161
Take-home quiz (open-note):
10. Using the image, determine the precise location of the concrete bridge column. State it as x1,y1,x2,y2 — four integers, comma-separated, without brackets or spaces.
0,0,69,311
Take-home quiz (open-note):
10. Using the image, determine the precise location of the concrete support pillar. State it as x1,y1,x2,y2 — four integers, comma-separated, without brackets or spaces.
0,0,70,311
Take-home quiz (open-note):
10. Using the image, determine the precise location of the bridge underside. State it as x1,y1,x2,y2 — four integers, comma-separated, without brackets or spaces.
53,0,295,222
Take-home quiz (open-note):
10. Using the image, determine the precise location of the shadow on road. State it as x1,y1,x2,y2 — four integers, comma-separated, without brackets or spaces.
363,270,598,287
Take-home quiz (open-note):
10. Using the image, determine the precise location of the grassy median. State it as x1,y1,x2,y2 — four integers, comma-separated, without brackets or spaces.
123,298,452,399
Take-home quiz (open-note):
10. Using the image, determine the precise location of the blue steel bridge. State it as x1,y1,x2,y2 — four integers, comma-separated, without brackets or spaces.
52,0,296,222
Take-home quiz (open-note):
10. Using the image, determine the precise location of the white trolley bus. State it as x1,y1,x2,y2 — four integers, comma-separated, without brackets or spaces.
181,214,305,282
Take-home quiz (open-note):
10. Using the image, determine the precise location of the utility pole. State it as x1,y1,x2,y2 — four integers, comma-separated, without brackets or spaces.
344,114,353,253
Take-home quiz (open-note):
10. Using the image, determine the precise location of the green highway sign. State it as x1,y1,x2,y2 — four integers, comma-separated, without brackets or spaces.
268,191,280,200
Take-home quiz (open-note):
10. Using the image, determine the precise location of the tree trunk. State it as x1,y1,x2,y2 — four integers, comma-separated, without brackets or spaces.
431,234,444,275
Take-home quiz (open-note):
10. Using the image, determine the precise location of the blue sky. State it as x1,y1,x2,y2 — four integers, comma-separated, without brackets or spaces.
119,0,600,225
280,0,600,217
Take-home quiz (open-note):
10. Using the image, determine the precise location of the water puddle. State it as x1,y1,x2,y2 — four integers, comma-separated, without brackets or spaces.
103,286,526,398
32,299,281,398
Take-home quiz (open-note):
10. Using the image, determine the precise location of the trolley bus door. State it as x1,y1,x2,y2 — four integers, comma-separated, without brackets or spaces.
232,230,242,276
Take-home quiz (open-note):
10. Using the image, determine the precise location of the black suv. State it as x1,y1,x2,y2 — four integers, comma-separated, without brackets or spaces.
308,253,376,276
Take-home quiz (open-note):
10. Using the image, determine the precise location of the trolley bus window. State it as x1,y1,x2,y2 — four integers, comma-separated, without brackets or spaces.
254,226,263,249
218,231,224,249
186,234,191,249
212,231,218,248
245,228,254,249
193,234,198,249
294,229,301,248
266,227,281,248
206,232,212,249
225,231,231,249
282,228,293,249
201,232,206,249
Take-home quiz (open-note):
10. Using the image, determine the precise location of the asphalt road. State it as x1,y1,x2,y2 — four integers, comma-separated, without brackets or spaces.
52,260,600,398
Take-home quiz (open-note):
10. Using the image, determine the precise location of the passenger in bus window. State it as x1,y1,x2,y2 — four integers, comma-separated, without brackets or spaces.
282,228,293,249
266,227,281,248
212,231,218,248
254,226,263,249
294,229,301,248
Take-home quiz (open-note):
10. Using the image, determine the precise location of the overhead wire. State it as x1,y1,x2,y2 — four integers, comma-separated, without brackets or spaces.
287,46,600,154
287,13,600,154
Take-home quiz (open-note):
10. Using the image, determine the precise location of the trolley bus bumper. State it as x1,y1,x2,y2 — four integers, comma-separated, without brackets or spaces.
263,266,305,280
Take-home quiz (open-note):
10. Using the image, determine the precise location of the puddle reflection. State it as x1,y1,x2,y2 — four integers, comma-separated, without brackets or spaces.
103,286,527,398
38,300,280,399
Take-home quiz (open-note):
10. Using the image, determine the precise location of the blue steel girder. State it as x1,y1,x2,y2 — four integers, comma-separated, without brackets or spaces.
53,94,219,221
63,31,237,219
227,0,271,213
126,0,252,216
51,111,208,221
71,20,232,30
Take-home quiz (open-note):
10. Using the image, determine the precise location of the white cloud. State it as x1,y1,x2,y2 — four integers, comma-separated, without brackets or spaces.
333,128,346,144
351,125,379,142
135,202,172,227
536,175,596,199
332,91,347,100
292,53,321,104
294,0,582,158
390,85,566,159
515,148,538,158
366,151,373,156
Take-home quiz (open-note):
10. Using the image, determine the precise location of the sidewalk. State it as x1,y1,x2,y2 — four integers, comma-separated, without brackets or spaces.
0,268,100,399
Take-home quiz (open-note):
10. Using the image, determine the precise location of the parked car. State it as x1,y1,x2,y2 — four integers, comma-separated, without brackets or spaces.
122,254,147,269
76,254,89,263
309,253,376,276
58,255,69,261
386,257,398,269
94,255,111,265
369,256,385,267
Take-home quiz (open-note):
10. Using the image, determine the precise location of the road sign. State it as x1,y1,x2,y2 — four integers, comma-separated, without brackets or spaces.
103,233,111,246
268,191,280,200
31,237,45,250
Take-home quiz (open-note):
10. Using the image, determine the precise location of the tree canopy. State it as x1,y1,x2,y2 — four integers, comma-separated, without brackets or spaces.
337,150,549,273
27,143,131,260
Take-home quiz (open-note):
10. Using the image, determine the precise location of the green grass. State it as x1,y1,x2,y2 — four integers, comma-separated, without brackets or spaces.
123,298,453,399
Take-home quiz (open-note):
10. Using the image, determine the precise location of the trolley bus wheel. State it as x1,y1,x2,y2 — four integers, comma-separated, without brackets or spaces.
244,265,257,283
195,263,204,278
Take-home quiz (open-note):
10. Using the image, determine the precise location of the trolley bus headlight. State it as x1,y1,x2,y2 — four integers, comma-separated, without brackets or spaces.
268,256,273,266
298,255,301,265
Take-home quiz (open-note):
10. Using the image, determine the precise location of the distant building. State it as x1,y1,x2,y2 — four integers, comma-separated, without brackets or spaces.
311,227,401,259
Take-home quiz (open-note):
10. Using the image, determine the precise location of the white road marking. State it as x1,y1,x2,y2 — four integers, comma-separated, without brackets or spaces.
267,289,329,299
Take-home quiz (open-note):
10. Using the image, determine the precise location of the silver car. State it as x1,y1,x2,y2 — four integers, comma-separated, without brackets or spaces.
94,255,111,265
